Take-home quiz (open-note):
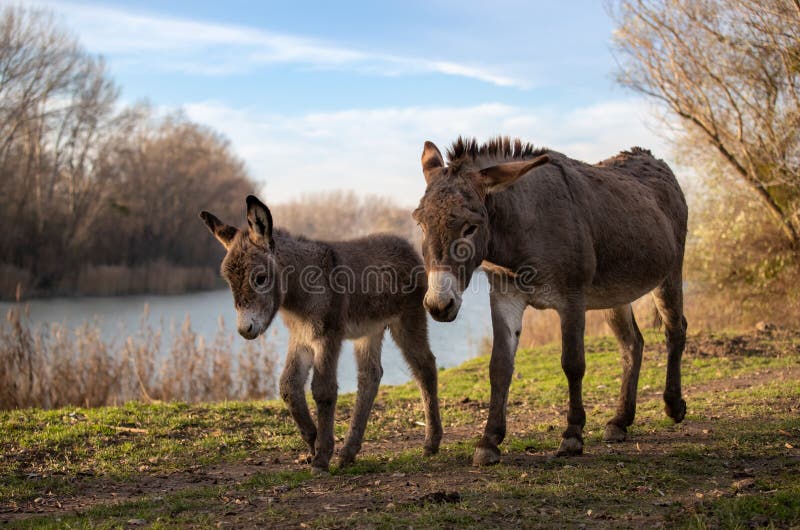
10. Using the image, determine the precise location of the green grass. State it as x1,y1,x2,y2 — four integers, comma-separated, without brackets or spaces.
2,329,799,528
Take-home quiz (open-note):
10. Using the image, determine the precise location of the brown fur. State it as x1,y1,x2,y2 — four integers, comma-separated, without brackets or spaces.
201,196,442,473
414,136,688,465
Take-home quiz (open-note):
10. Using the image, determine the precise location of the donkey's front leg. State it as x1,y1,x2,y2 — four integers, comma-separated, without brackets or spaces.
310,336,342,474
473,290,526,466
556,295,587,456
279,342,316,455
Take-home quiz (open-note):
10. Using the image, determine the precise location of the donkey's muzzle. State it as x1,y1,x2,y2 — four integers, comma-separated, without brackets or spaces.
425,296,461,322
237,309,265,340
239,323,258,340
424,271,462,322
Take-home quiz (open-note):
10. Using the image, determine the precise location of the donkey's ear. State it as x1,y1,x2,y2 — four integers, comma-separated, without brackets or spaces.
478,154,550,194
421,141,444,185
246,195,274,249
199,211,238,249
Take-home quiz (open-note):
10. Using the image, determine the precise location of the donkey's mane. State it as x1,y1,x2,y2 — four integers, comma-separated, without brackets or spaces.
446,136,549,169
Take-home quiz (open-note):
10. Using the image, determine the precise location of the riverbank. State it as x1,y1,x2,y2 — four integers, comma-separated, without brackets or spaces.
0,262,221,301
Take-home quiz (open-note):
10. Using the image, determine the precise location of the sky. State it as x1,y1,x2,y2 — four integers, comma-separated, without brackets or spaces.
14,0,672,206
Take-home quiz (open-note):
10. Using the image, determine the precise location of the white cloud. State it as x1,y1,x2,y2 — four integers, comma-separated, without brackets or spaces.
18,0,527,87
181,98,674,206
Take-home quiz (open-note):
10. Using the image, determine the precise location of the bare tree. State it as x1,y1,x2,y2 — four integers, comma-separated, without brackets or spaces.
611,0,800,248
0,6,254,296
0,6,118,286
94,108,254,267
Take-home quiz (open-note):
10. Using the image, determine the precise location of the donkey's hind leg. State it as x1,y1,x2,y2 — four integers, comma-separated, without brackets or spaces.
652,270,688,423
390,307,442,456
339,331,384,467
602,304,644,442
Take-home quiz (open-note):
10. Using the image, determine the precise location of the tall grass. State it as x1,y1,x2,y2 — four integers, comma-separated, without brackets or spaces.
0,305,278,410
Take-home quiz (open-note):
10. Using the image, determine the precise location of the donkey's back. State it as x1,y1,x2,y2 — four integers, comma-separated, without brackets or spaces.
330,233,423,286
594,147,687,229
328,233,426,325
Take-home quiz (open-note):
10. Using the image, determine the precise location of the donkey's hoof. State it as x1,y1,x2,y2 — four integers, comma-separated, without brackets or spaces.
556,437,584,456
423,444,440,457
336,456,354,468
337,447,357,468
310,465,330,477
424,428,443,456
665,398,687,423
472,445,501,466
602,423,627,443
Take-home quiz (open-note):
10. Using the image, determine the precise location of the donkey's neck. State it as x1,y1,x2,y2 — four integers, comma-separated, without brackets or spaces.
485,193,526,268
271,228,330,313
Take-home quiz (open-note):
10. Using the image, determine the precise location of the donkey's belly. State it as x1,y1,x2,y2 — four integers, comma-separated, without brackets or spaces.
583,234,679,309
344,318,393,340
583,277,664,310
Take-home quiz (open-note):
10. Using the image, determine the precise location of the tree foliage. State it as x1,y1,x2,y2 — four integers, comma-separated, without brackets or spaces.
612,0,800,248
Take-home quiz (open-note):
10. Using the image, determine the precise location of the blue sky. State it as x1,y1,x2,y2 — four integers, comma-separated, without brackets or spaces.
16,0,671,205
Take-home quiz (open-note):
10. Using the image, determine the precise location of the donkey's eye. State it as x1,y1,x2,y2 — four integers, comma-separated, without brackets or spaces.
463,224,478,237
254,273,268,286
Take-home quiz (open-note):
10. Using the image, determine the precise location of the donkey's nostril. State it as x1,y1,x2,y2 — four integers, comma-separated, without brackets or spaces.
247,324,254,333
443,298,455,312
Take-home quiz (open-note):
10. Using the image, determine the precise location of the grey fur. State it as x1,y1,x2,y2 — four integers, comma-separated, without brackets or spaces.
201,195,442,473
413,136,688,466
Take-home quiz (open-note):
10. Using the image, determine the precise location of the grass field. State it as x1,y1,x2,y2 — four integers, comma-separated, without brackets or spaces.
1,327,799,528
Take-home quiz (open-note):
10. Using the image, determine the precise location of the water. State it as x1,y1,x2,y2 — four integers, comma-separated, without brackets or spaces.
1,273,493,393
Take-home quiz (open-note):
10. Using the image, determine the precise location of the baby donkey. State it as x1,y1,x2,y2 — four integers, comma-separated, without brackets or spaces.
200,195,442,474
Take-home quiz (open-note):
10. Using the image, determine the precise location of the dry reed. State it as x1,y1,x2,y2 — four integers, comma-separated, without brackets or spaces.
0,305,278,410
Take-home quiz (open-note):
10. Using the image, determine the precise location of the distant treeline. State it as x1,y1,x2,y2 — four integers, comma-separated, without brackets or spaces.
0,7,417,299
271,191,420,247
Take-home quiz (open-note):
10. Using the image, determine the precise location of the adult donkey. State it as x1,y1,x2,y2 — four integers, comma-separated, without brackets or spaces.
413,137,687,466
200,195,442,474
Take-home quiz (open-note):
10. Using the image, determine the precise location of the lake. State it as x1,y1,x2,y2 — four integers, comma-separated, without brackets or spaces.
1,273,493,393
